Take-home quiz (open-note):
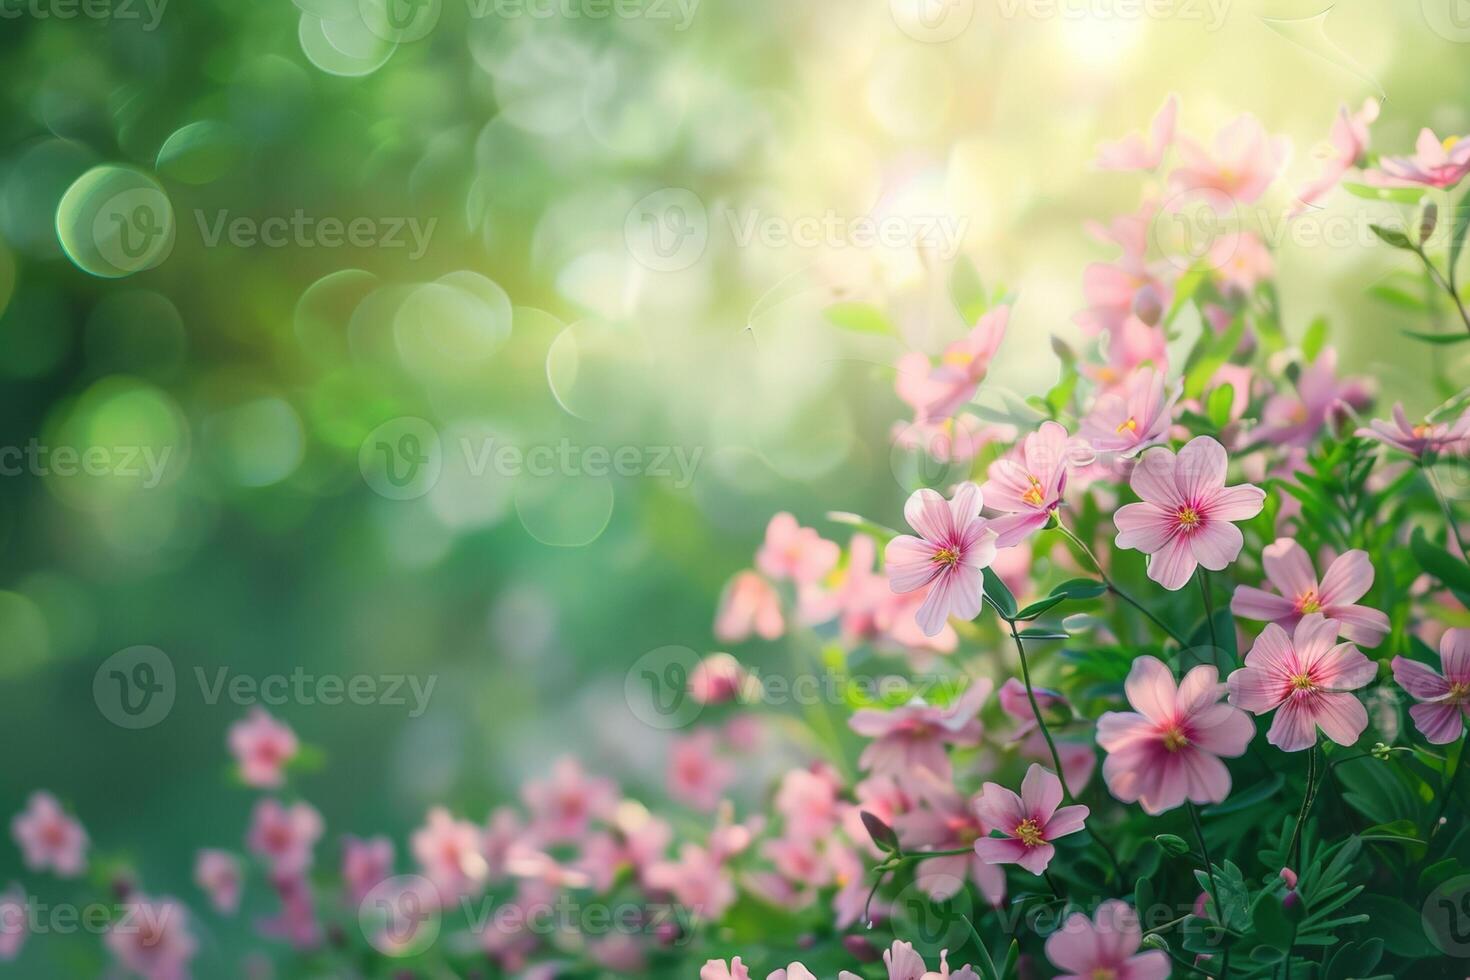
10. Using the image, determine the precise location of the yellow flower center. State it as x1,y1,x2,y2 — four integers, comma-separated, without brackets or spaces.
1115,417,1138,435
933,547,961,568
1290,673,1315,692
1444,135,1462,152
1162,727,1189,752
1091,971,1118,980
942,350,974,369
1298,590,1321,614
1176,506,1201,528
1021,475,1045,507
1450,681,1470,702
1015,818,1044,847
1412,423,1432,438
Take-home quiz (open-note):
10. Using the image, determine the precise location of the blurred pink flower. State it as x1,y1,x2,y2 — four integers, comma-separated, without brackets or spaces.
1262,348,1371,446
257,872,324,950
982,422,1074,547
769,964,820,980
1044,900,1170,980
1357,403,1470,460
1096,657,1255,814
892,414,1016,465
522,757,618,844
105,895,196,980
246,799,322,877
844,941,980,980
756,512,839,585
973,764,1089,875
688,653,755,705
645,843,737,920
885,482,998,636
589,934,647,973
1227,614,1377,751
1293,99,1378,214
1085,316,1169,390
668,730,736,813
194,849,243,915
228,707,298,790
0,885,26,961
11,791,87,878
1168,113,1290,209
482,806,524,884
1096,95,1178,172
1207,230,1274,296
828,841,871,929
1231,539,1389,646
892,768,1006,909
714,571,784,643
761,833,830,888
894,305,1009,423
1364,129,1470,189
413,807,488,897
849,679,991,782
341,835,393,907
997,679,1096,796
842,774,914,858
701,958,751,980
775,766,843,840
1114,436,1265,590
1080,366,1176,458
1392,628,1470,744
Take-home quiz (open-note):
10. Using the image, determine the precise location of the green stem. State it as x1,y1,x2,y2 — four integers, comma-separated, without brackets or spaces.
1198,568,1220,663
1188,801,1229,979
1413,243,1470,334
1423,461,1470,559
1056,522,1190,647
1285,746,1319,870
1429,731,1467,837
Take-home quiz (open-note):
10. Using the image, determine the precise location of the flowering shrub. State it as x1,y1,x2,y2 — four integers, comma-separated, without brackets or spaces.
7,101,1470,980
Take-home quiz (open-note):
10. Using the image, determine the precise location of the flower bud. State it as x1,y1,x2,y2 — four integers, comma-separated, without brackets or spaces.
1154,833,1191,857
1141,934,1169,951
1279,867,1299,889
1421,201,1439,245
1133,284,1165,326
860,810,900,854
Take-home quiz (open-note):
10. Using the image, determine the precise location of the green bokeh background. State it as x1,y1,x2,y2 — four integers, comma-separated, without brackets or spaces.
1,0,1469,973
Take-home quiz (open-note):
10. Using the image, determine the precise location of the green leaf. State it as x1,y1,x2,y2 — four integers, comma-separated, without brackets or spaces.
1049,578,1107,600
823,302,894,335
983,568,1017,619
1355,895,1437,959
1252,894,1295,949
1369,224,1415,250
951,256,988,323
1323,938,1384,980
1450,196,1470,284
1411,526,1470,599
1343,182,1428,204
1368,283,1428,310
1016,627,1067,640
1155,834,1191,857
1203,773,1284,816
1162,264,1208,329
999,938,1019,980
1015,594,1067,620
1301,316,1328,361
1401,329,1470,344
1206,383,1234,429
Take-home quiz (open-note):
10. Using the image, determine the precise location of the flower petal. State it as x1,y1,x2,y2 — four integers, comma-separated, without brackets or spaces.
1261,539,1317,597
1230,585,1297,623
1317,549,1373,605
1174,436,1228,503
1312,692,1368,746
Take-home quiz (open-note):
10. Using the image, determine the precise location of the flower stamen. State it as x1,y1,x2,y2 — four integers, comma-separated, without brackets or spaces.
1021,475,1045,507
1176,506,1201,529
1014,818,1044,847
932,547,961,568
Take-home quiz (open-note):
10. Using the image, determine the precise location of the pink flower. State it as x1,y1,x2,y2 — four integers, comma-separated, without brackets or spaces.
1231,539,1389,646
413,807,488,897
973,764,1089,875
885,482,998,636
11,792,87,878
774,766,843,840
1081,367,1176,458
228,707,299,790
892,769,1006,908
1096,657,1255,814
1293,99,1378,214
981,422,1075,547
645,843,737,919
1168,113,1290,209
1044,900,1170,980
194,849,243,915
482,807,523,884
105,895,196,980
844,941,980,980
1392,628,1470,744
714,571,784,643
342,835,394,907
997,678,1096,796
849,679,991,782
701,958,751,980
827,841,871,929
258,872,324,951
1227,614,1377,751
668,730,736,812
1357,403,1470,460
246,798,323,877
1114,435,1265,590
892,414,1016,466
1262,348,1371,447
1096,95,1178,172
1076,202,1172,338
688,653,755,705
0,885,26,961
522,757,618,844
756,512,839,584
894,306,1009,423
1207,230,1274,295
1085,316,1169,390
769,964,820,980
1365,129,1470,189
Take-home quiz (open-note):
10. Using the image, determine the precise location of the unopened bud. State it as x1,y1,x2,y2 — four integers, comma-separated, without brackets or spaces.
1133,284,1164,326
1421,202,1439,245
1155,834,1191,857
1371,742,1392,760
860,811,900,854
1279,867,1298,889
1141,934,1169,951
1051,335,1076,364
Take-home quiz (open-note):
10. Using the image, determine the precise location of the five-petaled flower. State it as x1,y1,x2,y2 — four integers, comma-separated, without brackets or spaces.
981,421,1074,548
1231,538,1389,647
1392,628,1470,745
885,482,998,637
973,764,1089,874
1357,403,1470,461
1044,899,1170,980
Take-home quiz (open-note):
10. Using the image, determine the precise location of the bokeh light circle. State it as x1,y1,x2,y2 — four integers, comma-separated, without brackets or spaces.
513,472,615,548
56,166,175,278
298,12,397,77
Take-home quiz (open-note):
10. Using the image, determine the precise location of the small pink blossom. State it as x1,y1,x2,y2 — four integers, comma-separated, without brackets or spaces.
0,885,26,961
522,757,619,844
1085,316,1169,390
11,792,87,878
892,414,1016,466
105,895,196,980
258,872,323,951
885,481,998,637
688,653,755,705
1081,367,1176,458
667,730,736,813
342,835,394,907
246,798,323,877
849,680,991,782
413,807,488,897
1231,539,1389,646
1114,435,1265,590
1392,628,1470,744
1364,129,1470,189
981,422,1074,547
1076,202,1172,338
1044,900,1170,980
1207,230,1274,295
756,512,840,584
827,841,872,929
1168,113,1290,209
1357,403,1470,460
1096,95,1178,172
482,807,523,884
761,832,830,889
973,764,1089,875
194,849,243,915
1262,348,1372,447
892,768,1006,909
774,766,843,840
894,306,1009,423
1227,614,1377,751
841,941,980,980
769,964,820,980
1293,99,1378,214
645,843,737,920
714,571,784,643
701,958,751,980
228,707,299,790
1096,657,1255,815
997,678,1096,795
